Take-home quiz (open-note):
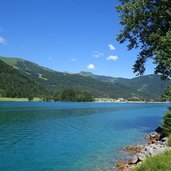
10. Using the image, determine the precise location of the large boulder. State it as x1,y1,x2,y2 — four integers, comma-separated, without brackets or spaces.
123,145,143,154
116,160,129,170
137,153,146,161
131,155,139,164
145,132,160,144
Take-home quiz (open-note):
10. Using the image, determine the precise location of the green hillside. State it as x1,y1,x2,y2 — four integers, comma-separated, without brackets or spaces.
78,72,171,100
1,56,169,100
79,71,129,84
0,59,47,98
117,75,171,99
0,56,138,99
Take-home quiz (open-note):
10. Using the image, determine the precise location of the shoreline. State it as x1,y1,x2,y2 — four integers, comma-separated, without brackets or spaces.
95,101,169,104
116,131,171,171
0,97,42,102
0,97,170,103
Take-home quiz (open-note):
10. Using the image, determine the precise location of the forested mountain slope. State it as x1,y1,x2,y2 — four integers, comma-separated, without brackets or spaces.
0,59,47,98
79,72,171,99
0,56,138,98
1,56,170,99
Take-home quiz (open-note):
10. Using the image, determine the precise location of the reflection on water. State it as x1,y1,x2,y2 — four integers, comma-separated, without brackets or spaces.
0,102,169,171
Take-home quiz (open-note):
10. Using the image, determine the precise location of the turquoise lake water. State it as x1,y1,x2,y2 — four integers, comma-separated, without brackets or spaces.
0,102,169,171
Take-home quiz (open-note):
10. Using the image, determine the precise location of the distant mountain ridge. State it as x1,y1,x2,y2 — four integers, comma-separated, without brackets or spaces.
78,71,171,99
0,56,170,100
79,71,129,83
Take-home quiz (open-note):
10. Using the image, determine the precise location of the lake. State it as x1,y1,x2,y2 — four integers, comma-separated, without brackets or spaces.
0,102,169,171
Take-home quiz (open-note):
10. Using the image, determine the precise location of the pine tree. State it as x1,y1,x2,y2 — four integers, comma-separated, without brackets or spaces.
162,107,171,136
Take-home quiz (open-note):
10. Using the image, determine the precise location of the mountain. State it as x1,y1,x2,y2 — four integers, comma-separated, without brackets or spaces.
0,56,138,99
0,59,47,98
79,71,129,83
1,56,170,100
116,75,171,99
78,72,171,99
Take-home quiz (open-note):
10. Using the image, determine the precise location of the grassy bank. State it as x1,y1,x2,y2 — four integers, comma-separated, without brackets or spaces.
135,150,171,171
0,97,42,102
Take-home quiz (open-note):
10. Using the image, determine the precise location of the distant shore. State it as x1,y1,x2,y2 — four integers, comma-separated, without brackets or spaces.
0,97,42,102
95,101,170,104
94,98,170,104
0,97,170,103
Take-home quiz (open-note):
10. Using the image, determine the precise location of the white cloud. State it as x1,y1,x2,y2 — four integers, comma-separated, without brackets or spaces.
0,36,6,45
87,64,95,69
93,51,104,58
108,44,116,50
70,58,77,61
107,55,118,61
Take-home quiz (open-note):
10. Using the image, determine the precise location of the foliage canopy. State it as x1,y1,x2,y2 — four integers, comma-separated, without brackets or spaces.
53,88,94,102
161,85,171,101
0,59,47,98
162,107,171,136
116,0,171,79
161,86,171,136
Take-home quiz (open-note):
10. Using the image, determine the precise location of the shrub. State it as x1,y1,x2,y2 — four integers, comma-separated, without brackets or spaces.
53,88,94,102
168,134,171,146
161,107,171,136
135,150,171,171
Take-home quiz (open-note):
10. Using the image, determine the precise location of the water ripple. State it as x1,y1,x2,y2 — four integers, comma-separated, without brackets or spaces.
0,102,169,171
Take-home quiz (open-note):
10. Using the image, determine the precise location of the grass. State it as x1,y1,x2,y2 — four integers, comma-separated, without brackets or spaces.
0,56,24,66
0,56,24,70
38,74,48,80
135,150,171,171
168,134,171,146
0,97,43,102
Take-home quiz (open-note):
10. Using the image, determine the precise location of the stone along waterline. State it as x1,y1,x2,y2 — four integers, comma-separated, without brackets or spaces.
0,102,169,171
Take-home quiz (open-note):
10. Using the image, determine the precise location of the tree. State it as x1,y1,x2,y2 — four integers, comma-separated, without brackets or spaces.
161,86,171,135
53,88,94,102
162,107,171,136
161,86,171,102
116,0,171,79
28,95,33,101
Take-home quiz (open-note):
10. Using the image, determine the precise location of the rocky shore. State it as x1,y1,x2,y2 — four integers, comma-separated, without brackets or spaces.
116,130,171,171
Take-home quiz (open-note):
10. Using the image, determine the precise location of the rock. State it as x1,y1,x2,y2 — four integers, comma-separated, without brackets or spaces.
131,155,139,164
137,153,146,161
144,145,151,152
118,131,170,171
144,144,168,156
116,160,129,170
142,150,151,157
161,137,168,142
123,145,143,154
150,132,158,138
154,148,165,154
160,141,167,145
145,132,161,143
128,165,136,171
137,145,144,150
148,147,155,155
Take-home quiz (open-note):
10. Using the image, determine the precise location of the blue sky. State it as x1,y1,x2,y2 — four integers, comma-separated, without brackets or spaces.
0,0,155,78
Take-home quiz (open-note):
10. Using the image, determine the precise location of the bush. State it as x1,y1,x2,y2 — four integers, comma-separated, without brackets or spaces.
28,95,33,101
135,150,171,171
53,88,94,102
168,134,171,146
161,107,171,136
